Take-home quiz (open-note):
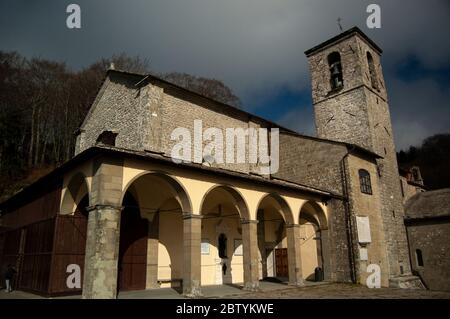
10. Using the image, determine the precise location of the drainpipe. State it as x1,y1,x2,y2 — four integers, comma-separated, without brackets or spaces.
340,145,357,283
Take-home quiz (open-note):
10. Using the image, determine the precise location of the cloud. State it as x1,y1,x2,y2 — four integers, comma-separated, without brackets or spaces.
0,0,449,148
276,105,315,136
388,75,450,150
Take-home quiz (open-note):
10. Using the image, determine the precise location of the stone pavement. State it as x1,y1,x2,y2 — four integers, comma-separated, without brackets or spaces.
1,282,449,299
224,283,450,299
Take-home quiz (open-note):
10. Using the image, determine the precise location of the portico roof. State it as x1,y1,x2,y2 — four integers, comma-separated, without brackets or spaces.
0,145,342,213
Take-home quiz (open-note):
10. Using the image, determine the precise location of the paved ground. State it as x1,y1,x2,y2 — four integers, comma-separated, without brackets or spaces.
224,283,450,299
1,281,449,299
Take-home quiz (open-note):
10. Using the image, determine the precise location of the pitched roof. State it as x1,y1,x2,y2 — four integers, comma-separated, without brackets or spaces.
0,146,342,212
405,189,450,220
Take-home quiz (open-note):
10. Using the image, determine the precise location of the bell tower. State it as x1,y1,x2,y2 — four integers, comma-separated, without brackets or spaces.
305,27,417,285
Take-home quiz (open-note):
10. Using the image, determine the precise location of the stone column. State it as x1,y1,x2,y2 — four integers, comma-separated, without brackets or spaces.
257,210,267,279
83,205,122,299
146,212,159,289
82,156,123,299
183,213,202,297
286,224,304,286
242,220,260,291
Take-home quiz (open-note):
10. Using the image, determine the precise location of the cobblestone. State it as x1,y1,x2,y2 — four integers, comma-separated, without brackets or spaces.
226,283,450,299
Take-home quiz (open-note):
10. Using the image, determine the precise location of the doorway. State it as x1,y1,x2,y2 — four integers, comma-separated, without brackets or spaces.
275,248,289,278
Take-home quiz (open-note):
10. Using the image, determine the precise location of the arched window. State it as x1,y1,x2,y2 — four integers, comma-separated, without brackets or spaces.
367,52,379,90
328,52,344,91
359,169,373,195
415,249,424,267
218,233,228,259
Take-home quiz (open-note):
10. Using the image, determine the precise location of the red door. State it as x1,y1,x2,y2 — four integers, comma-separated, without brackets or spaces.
275,248,289,278
118,194,148,291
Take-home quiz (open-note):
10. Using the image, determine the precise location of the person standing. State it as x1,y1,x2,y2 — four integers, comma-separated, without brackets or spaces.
4,264,17,293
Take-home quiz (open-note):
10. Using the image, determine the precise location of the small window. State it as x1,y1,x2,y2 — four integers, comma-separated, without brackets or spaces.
359,169,373,195
415,249,424,267
96,131,117,146
328,52,344,91
367,52,379,90
218,233,228,259
400,179,405,197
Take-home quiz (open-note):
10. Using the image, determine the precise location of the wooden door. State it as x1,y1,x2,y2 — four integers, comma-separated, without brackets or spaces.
275,248,288,278
118,193,148,291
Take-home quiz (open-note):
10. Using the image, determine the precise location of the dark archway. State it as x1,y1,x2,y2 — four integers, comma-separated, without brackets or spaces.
118,192,149,291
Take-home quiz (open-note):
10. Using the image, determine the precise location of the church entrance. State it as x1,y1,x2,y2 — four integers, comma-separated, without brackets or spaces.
275,248,289,278
118,192,148,291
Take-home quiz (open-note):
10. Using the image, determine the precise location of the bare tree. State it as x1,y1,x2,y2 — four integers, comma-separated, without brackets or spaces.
161,72,241,107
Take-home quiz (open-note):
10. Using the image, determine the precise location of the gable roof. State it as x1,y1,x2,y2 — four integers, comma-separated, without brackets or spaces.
0,145,342,213
405,189,450,220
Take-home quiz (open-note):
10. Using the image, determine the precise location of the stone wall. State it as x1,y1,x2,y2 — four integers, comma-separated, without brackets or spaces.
406,221,450,291
156,85,263,174
346,154,390,287
78,72,269,175
326,198,352,283
306,30,413,281
77,72,152,155
274,133,347,195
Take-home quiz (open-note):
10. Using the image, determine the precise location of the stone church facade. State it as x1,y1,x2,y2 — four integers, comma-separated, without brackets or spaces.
0,27,424,298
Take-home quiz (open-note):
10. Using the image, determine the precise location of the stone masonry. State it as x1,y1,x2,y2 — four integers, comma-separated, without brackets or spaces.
73,27,422,291
83,156,124,299
305,27,415,283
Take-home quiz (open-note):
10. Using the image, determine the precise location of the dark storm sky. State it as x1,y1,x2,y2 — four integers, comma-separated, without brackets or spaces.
1,0,449,150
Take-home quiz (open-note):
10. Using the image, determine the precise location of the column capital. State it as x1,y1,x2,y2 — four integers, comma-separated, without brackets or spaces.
86,204,123,213
183,212,203,220
286,223,301,229
240,219,258,225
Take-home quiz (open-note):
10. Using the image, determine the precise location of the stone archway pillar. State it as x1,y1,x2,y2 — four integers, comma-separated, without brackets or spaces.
242,219,260,291
83,205,122,299
182,213,203,297
286,224,305,286
82,156,124,299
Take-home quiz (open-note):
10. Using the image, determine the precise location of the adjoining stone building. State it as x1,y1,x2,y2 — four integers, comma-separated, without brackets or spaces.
0,27,427,298
404,189,450,291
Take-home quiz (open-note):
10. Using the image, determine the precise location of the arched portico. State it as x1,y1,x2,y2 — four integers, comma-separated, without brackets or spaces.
60,172,89,215
299,201,330,281
256,193,305,286
199,185,250,287
81,155,333,298
119,171,198,294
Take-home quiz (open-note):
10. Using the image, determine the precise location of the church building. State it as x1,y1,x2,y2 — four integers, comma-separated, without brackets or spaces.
0,27,424,298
